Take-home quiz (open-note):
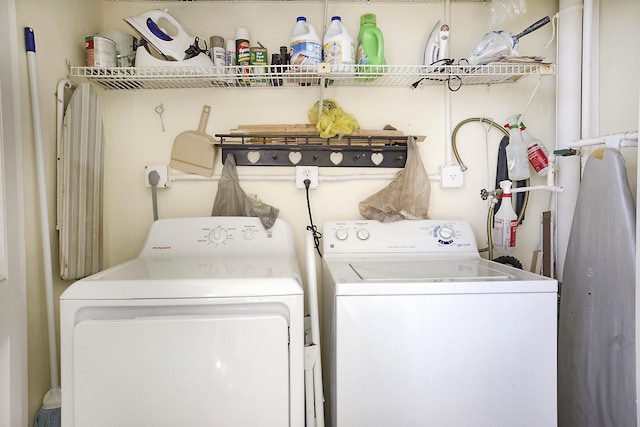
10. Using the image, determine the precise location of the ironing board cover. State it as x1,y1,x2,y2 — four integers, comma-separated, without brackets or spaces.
59,83,104,280
558,148,636,427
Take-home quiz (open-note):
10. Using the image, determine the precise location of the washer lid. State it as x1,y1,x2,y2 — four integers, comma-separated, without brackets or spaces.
61,256,303,300
325,257,557,295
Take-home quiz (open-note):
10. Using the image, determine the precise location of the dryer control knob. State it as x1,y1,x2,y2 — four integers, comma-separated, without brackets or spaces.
356,228,370,241
209,226,228,244
242,228,255,240
335,229,349,241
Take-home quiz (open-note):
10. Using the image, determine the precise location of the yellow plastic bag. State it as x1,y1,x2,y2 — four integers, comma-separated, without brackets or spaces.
308,99,359,138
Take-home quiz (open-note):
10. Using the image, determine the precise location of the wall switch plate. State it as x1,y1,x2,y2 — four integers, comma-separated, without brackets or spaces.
295,166,319,189
440,165,464,188
145,165,171,189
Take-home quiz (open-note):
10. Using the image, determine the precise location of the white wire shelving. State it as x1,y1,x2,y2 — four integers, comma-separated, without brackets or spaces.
70,62,553,91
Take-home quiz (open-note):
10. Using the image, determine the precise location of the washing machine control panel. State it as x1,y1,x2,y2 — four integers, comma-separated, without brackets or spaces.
324,220,479,254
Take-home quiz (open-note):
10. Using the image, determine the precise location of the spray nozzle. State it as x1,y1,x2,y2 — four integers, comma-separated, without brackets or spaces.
498,180,513,196
504,114,523,129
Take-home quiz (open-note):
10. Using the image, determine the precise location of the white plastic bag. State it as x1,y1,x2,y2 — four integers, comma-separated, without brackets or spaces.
491,0,527,27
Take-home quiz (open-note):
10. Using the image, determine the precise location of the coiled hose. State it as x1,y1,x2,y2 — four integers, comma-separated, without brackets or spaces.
451,117,530,261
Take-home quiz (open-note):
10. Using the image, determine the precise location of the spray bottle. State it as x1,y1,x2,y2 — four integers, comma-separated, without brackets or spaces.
493,180,518,251
504,115,530,180
520,123,549,177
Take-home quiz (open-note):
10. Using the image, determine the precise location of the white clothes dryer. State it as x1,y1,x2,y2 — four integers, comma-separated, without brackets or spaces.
60,217,304,427
321,219,557,427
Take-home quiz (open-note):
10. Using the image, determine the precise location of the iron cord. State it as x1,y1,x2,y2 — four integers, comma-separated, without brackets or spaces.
451,117,530,259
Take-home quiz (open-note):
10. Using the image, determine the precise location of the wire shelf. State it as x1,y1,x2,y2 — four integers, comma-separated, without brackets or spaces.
107,0,489,3
70,62,553,90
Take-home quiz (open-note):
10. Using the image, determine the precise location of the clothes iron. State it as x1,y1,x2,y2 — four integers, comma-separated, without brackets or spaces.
468,16,550,65
424,20,450,65
124,9,195,61
134,42,214,68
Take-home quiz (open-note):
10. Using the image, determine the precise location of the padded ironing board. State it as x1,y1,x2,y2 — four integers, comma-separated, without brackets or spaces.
58,83,104,280
558,148,636,427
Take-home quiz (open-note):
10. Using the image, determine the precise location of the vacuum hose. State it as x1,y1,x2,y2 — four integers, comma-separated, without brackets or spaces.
451,117,530,261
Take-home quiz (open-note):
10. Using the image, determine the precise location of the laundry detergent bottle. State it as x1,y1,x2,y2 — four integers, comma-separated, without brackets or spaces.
290,16,322,71
504,116,530,181
323,16,355,72
356,13,386,80
493,180,518,252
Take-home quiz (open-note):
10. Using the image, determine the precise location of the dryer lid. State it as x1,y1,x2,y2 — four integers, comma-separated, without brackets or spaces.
61,256,303,300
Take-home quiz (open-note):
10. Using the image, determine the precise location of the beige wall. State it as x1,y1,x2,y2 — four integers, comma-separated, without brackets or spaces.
26,0,640,425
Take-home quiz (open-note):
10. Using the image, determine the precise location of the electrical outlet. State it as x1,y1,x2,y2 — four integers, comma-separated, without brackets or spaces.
440,165,464,188
295,166,319,189
145,165,171,189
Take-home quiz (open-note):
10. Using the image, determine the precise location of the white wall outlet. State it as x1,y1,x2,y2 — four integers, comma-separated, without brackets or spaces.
440,164,464,188
295,166,319,189
145,165,171,189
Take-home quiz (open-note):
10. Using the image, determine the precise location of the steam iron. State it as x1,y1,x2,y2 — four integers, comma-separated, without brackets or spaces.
469,16,550,65
424,20,450,65
134,40,214,68
124,9,195,61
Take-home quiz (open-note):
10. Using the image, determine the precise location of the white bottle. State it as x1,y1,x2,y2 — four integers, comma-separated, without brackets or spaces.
493,180,518,252
520,127,549,177
505,123,530,180
323,16,355,72
225,39,236,84
290,16,322,71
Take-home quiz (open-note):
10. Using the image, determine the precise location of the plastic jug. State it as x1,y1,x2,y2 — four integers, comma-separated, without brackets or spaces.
356,13,386,80
323,16,355,72
290,16,322,71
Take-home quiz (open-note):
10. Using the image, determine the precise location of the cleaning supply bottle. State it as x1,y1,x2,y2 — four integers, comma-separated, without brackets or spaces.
323,16,355,72
356,13,386,80
520,124,549,177
290,16,322,71
504,116,530,180
493,180,518,251
235,27,251,84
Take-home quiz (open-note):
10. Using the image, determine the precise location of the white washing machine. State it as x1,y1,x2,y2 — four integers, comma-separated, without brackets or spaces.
321,219,557,427
60,217,304,427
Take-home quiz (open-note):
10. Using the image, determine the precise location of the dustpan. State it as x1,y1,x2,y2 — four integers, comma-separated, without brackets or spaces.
170,105,217,176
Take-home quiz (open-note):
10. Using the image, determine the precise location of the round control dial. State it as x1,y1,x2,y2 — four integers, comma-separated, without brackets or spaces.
356,228,370,241
438,225,455,240
433,224,456,245
208,226,228,244
335,229,349,241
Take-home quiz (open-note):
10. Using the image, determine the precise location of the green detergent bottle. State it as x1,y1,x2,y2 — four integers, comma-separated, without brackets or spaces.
356,13,386,81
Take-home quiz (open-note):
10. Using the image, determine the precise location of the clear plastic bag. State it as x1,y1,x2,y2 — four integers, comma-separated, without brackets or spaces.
491,0,527,27
211,154,279,229
359,137,431,222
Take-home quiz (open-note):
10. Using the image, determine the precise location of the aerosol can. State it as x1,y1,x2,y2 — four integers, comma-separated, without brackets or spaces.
493,180,517,251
